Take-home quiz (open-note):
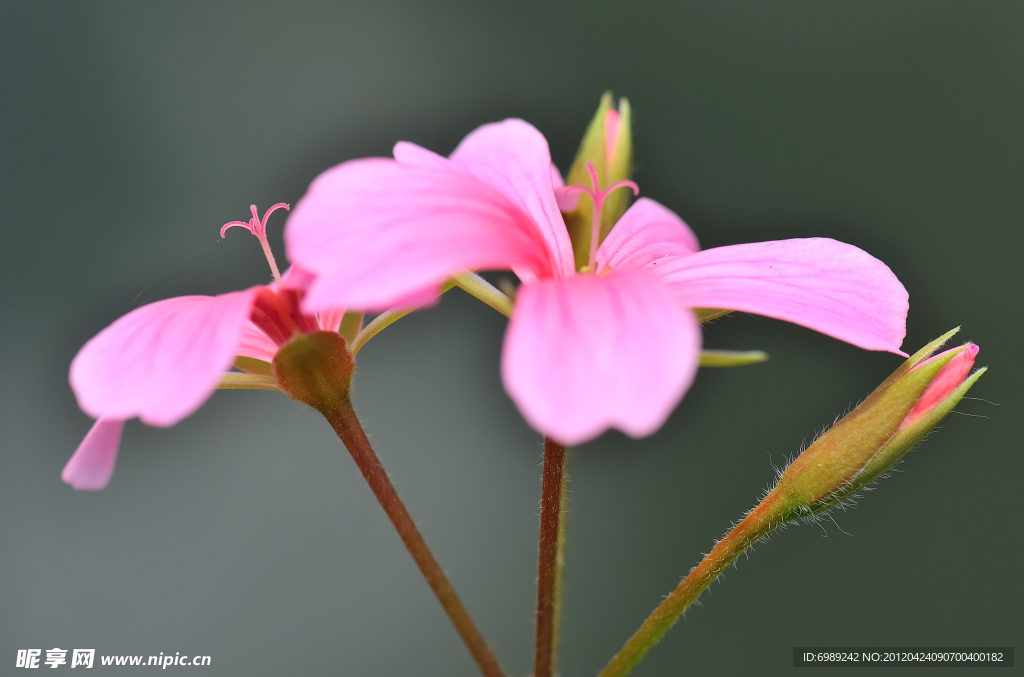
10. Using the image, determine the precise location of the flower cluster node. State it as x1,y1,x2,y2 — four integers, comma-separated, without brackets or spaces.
272,331,354,411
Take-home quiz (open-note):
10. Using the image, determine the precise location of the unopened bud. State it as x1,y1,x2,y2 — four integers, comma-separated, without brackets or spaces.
562,92,633,269
774,328,985,516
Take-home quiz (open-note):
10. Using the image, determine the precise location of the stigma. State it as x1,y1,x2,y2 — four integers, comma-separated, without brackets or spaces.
221,203,290,286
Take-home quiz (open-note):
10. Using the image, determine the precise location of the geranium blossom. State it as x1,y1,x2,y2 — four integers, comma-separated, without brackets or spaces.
285,119,909,445
64,204,345,489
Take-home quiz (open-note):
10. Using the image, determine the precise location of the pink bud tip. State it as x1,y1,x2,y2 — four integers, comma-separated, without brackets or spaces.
903,343,978,427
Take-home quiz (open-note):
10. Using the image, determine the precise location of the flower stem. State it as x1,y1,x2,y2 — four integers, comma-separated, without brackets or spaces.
350,280,457,356
698,350,768,367
534,438,568,677
452,272,513,317
216,373,279,390
551,449,571,676
350,308,414,356
321,398,507,677
596,489,792,677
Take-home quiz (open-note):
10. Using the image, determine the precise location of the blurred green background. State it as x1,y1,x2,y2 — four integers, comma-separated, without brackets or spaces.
1,1,1020,675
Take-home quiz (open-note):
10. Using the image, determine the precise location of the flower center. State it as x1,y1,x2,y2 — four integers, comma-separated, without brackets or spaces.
560,163,638,271
249,286,320,346
221,203,290,286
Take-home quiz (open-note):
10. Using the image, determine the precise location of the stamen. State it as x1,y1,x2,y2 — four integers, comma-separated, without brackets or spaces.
585,162,601,195
571,162,639,272
221,203,290,287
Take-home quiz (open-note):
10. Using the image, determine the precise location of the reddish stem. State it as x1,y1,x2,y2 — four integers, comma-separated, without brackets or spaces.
534,438,568,677
322,399,507,677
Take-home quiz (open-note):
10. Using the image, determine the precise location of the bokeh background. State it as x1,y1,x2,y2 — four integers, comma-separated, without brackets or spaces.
2,2,1020,675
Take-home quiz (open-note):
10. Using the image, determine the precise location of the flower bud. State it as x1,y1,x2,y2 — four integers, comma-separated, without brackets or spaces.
562,92,633,269
773,328,985,516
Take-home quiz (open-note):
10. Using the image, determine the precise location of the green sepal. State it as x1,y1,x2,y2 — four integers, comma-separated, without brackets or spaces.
234,356,274,376
695,308,732,323
863,327,960,406
338,311,364,344
217,373,279,391
562,92,633,270
272,331,354,411
699,350,768,367
600,97,632,241
853,366,986,491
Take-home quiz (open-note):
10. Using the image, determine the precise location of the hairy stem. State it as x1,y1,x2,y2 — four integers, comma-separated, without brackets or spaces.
321,399,507,677
551,449,571,676
597,489,791,677
534,438,568,677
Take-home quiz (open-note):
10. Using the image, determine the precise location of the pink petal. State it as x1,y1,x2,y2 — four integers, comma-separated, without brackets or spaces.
550,163,581,212
276,265,348,333
550,164,566,188
279,264,316,291
62,418,125,491
393,141,455,172
317,308,348,333
502,269,700,445
656,238,909,353
236,321,279,362
70,289,259,427
382,283,446,310
903,344,979,427
449,119,575,278
595,197,700,273
284,157,554,313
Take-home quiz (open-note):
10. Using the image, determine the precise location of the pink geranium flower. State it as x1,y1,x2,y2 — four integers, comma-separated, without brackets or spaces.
285,119,909,445
64,204,346,490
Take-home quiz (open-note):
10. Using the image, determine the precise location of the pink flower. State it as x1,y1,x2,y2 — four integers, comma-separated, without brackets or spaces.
64,204,346,490
284,119,909,445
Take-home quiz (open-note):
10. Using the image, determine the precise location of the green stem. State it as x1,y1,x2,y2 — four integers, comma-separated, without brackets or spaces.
216,373,279,390
534,438,568,677
698,350,768,367
596,489,792,677
452,272,513,317
350,308,414,356
338,310,365,344
350,280,457,356
321,398,507,677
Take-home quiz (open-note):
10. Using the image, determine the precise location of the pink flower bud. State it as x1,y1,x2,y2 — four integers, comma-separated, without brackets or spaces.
772,329,985,513
902,343,979,428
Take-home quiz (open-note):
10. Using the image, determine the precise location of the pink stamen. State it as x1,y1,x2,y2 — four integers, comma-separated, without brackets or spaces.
221,203,290,286
567,162,639,271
